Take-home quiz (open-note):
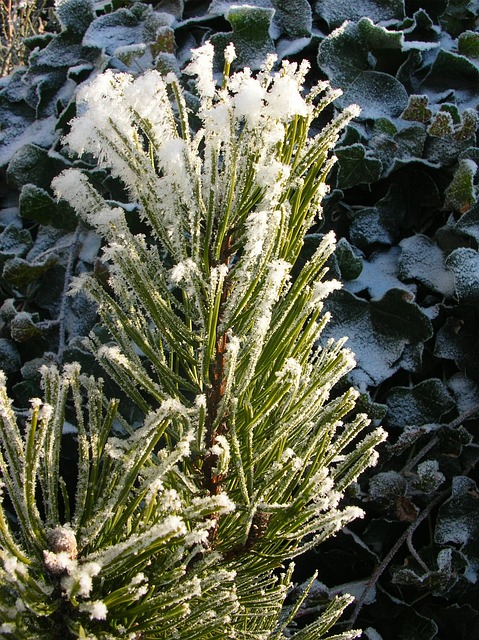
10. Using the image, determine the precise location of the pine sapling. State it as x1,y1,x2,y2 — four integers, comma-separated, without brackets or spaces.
0,43,386,639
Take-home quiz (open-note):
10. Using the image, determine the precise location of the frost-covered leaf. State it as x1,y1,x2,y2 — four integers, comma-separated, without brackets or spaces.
455,201,479,243
401,94,433,123
210,5,275,70
444,159,477,213
19,184,78,231
55,0,96,37
0,338,21,373
0,224,33,259
316,0,405,29
346,246,415,298
10,311,46,342
447,372,479,416
154,0,184,19
458,30,479,59
270,0,312,38
65,290,98,339
368,471,406,507
28,33,99,70
335,143,383,188
446,247,479,305
435,315,479,381
350,185,407,248
334,237,363,280
370,120,428,175
82,8,153,69
421,49,479,108
399,234,455,296
209,0,312,38
323,288,433,387
6,144,68,190
386,378,455,427
2,254,59,288
435,476,479,571
439,0,479,37
317,19,409,119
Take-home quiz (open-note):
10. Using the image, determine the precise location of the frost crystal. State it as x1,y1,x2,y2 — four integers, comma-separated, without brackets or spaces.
80,600,108,620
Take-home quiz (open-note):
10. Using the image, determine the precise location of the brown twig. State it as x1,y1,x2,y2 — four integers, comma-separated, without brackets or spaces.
402,402,479,474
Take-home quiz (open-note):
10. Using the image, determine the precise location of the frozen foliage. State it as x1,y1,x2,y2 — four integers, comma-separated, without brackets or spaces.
0,43,385,639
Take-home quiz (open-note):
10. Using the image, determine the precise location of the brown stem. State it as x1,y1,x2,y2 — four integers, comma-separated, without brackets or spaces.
202,236,232,542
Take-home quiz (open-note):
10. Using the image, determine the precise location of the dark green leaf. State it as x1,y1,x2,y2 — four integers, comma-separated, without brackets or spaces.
334,237,363,280
55,0,95,37
435,314,479,381
439,0,479,37
421,49,479,108
210,6,275,70
10,311,45,342
435,477,479,568
443,159,477,213
323,288,433,387
271,0,312,38
335,144,383,188
2,255,59,288
371,288,434,342
315,0,405,30
386,379,454,428
6,144,67,190
458,30,479,59
401,94,433,123
0,338,21,373
399,234,455,295
446,247,479,304
317,19,409,119
0,224,33,259
455,201,479,243
350,185,407,248
19,183,78,231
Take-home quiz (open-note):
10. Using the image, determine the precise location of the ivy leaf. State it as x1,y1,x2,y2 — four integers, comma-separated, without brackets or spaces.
421,49,479,108
209,0,312,38
210,6,275,70
439,0,479,37
370,120,428,175
334,237,363,280
317,19,409,119
83,8,153,69
346,246,414,298
0,224,33,260
6,144,68,190
443,159,477,213
350,185,407,249
386,379,455,427
446,247,479,305
435,476,479,575
401,94,433,123
435,314,479,382
399,234,455,296
19,184,78,231
335,143,383,188
323,288,433,387
0,338,21,374
455,201,479,243
458,30,479,59
2,255,59,289
55,0,95,37
315,0,405,30
447,372,479,416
